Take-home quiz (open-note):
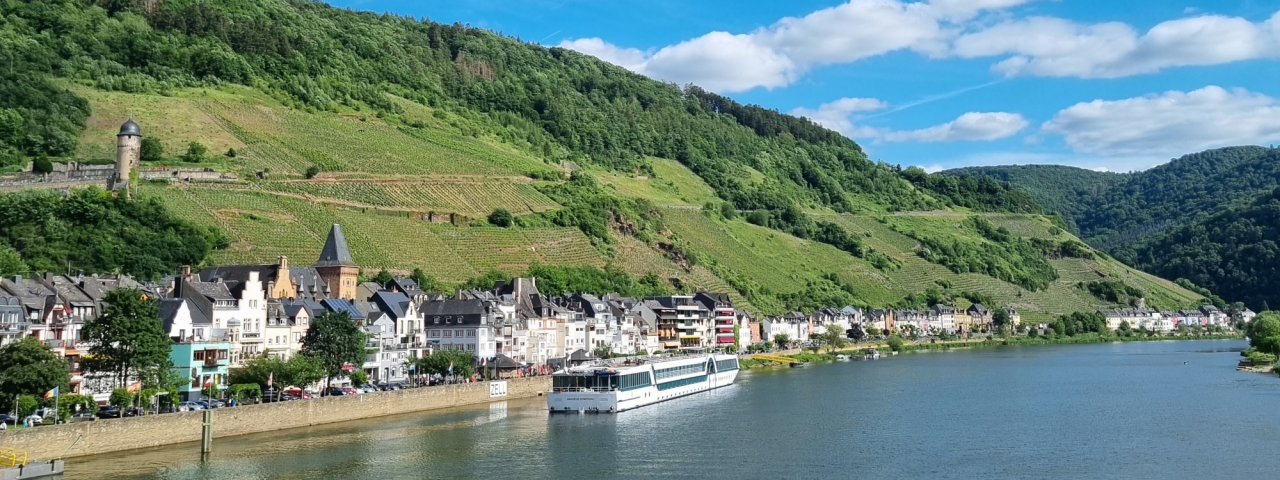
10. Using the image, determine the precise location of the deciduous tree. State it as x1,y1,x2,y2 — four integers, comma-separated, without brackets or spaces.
301,312,365,395
0,338,69,413
82,288,171,388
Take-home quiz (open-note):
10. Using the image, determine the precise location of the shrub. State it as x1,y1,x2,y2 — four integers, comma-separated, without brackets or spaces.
488,208,513,228
305,165,321,179
887,336,904,352
33,155,53,174
225,147,237,158
180,141,207,163
140,137,164,162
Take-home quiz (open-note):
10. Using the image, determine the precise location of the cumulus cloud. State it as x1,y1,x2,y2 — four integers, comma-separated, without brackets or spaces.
562,3,1280,89
790,97,890,135
873,112,1029,142
953,12,1280,78
1041,86,1280,156
559,0,1033,92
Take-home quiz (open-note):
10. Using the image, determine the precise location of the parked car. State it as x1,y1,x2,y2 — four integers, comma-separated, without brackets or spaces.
34,407,56,419
206,399,226,408
341,387,359,396
0,414,17,425
69,411,95,423
178,401,204,411
323,387,347,397
96,406,121,419
361,385,377,393
23,414,44,426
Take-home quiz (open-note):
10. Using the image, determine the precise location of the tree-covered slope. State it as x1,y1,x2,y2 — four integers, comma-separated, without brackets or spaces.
946,146,1280,252
1129,188,1280,312
0,0,1209,315
940,165,1123,230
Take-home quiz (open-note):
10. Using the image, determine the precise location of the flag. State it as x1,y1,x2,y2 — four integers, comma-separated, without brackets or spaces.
127,382,142,393
44,387,58,399
268,372,274,387
448,361,454,374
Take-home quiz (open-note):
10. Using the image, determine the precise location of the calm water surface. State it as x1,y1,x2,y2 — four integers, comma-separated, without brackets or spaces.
68,340,1280,479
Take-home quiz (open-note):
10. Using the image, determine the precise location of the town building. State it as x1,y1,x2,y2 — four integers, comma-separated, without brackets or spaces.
170,341,231,401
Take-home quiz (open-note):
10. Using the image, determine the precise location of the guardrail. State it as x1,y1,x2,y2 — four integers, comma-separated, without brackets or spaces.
0,447,28,467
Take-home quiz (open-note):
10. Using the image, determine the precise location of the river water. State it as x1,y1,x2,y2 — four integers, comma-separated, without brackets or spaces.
67,339,1280,479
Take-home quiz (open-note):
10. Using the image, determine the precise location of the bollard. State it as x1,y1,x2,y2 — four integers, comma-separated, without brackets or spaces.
201,409,213,454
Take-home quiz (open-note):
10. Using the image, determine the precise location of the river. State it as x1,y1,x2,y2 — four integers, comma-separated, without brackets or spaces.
66,339,1279,479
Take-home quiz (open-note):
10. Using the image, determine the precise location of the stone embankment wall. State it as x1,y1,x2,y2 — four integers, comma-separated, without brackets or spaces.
0,377,549,460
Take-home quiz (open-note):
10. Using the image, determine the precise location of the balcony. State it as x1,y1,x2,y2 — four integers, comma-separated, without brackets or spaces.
203,357,219,368
43,339,76,349
241,332,262,340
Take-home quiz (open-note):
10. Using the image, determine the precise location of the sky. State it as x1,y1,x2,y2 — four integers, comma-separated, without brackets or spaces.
330,0,1280,172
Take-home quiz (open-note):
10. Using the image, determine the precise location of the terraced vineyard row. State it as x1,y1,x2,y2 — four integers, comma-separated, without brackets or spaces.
205,100,529,176
146,185,603,280
260,180,559,216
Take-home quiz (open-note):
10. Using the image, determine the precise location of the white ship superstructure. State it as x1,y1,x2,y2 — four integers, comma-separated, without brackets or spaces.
547,352,739,413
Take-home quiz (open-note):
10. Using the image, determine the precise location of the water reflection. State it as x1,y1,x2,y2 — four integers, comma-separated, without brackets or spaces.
69,340,1280,480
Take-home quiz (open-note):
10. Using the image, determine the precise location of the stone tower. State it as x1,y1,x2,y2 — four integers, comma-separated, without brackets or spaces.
314,224,359,300
112,118,141,191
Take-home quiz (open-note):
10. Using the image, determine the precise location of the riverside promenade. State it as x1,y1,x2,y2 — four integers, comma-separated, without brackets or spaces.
0,377,550,460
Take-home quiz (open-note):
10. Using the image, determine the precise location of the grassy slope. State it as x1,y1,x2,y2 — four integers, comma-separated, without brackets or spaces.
83,85,1200,317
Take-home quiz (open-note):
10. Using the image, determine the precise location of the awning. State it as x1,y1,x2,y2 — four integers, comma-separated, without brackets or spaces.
717,337,735,344
663,342,680,348
679,335,699,339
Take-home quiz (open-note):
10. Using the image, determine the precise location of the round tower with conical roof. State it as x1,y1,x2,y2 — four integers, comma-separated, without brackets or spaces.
114,118,141,190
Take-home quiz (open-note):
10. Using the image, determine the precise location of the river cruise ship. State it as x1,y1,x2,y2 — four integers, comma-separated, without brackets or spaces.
548,352,739,413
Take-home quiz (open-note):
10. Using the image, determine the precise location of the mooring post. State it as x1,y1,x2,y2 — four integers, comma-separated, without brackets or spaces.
201,409,213,454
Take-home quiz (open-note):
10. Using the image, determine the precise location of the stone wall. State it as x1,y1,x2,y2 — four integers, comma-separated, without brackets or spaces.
0,377,549,460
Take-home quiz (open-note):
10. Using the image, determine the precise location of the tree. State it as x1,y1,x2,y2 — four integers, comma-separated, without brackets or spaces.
33,154,53,174
370,268,394,287
0,338,69,413
0,245,25,277
820,324,848,354
593,345,612,359
488,208,513,227
109,388,133,409
82,288,171,388
181,141,207,163
16,395,38,418
847,324,865,342
1246,312,1280,356
720,202,737,220
773,333,790,350
409,268,444,293
349,370,368,387
992,309,1011,329
140,359,188,412
225,147,237,158
1118,320,1132,337
887,336,904,352
305,165,321,179
140,137,164,162
301,312,365,395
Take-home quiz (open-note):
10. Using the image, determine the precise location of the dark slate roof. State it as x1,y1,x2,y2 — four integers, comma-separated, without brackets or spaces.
487,354,521,369
200,265,280,296
371,291,415,320
118,118,140,137
419,299,485,318
188,281,235,301
315,224,356,267
568,349,594,361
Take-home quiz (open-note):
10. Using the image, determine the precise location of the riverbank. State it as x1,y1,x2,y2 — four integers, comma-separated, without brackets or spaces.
741,333,1244,368
0,377,550,461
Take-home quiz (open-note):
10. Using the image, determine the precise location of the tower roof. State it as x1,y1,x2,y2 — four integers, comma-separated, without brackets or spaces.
315,224,356,267
118,118,141,137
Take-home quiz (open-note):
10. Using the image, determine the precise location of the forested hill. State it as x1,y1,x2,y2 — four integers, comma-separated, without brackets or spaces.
945,146,1280,251
0,0,1034,215
941,164,1123,231
1130,188,1280,312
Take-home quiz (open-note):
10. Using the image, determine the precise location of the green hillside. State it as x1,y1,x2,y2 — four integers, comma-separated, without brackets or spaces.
0,0,1207,316
1129,188,1280,312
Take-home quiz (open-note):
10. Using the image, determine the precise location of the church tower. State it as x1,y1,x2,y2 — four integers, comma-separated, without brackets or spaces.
112,118,141,192
314,224,359,300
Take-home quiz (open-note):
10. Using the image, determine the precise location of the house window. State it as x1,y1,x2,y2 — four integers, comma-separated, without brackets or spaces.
431,331,440,337
434,317,440,324
193,351,204,361
444,331,452,337
467,330,475,337
455,330,463,337
191,368,199,388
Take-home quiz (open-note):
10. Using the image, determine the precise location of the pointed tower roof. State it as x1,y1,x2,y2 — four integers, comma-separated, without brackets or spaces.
315,224,356,267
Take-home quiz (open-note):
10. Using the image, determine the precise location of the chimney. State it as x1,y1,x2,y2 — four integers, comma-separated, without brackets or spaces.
278,255,288,271
181,265,192,279
11,275,20,283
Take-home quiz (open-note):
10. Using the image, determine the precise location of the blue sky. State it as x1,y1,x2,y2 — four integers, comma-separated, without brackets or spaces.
331,0,1280,172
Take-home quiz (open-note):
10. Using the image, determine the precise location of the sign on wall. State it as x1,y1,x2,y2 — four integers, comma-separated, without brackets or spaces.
489,380,508,398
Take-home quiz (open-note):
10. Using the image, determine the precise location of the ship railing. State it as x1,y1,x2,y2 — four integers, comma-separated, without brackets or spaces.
550,387,614,393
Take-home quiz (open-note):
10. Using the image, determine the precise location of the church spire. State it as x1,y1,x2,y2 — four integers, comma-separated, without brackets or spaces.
315,224,355,267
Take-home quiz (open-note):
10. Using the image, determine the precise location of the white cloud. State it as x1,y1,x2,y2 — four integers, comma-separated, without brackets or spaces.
563,4,1280,89
790,97,889,135
953,12,1280,78
917,164,947,173
555,38,649,72
869,112,1029,142
1041,86,1280,156
559,0,1035,92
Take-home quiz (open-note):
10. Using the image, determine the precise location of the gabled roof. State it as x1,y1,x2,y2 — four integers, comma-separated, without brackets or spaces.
371,291,412,319
322,298,363,318
419,299,485,318
315,224,356,267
